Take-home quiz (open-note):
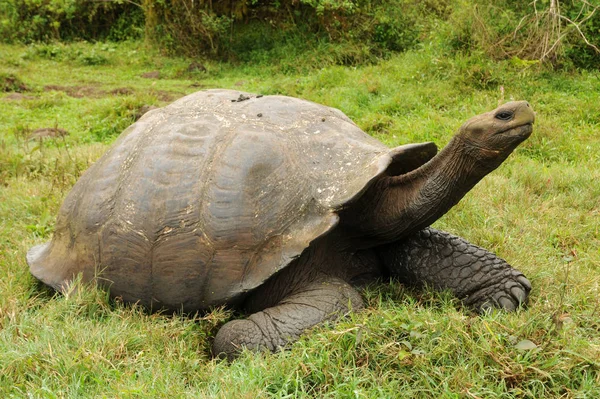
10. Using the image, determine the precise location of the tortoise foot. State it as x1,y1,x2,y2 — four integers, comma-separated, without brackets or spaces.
212,276,364,360
213,319,268,361
465,272,531,313
378,228,532,313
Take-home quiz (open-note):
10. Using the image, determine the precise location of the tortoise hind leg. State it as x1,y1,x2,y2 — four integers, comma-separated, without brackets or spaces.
377,227,531,312
212,275,363,360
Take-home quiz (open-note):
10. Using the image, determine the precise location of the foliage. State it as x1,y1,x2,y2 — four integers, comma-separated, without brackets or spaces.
143,0,433,63
19,41,121,66
143,0,600,68
1,0,599,68
0,0,143,43
142,0,233,56
443,0,600,69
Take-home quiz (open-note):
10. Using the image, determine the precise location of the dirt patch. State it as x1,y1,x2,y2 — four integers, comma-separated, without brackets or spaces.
44,85,106,98
28,127,69,140
110,87,135,96
42,84,184,102
3,93,35,101
141,71,161,79
149,90,185,102
43,85,138,98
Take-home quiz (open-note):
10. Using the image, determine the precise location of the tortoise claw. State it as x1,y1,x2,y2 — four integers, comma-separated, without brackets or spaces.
469,273,531,313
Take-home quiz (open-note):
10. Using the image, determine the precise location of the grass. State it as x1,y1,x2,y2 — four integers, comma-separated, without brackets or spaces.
1,40,599,398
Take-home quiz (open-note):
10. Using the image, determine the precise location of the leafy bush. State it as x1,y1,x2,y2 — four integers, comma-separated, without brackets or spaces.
1,0,598,69
0,0,143,43
143,0,436,64
142,0,232,56
143,0,598,68
442,0,600,68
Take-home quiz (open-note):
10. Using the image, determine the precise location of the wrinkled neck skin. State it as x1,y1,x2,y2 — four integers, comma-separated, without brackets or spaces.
337,135,511,250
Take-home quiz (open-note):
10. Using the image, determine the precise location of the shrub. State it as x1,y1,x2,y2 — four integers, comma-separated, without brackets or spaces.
0,0,143,43
443,0,600,68
142,0,232,56
143,0,437,65
1,0,598,69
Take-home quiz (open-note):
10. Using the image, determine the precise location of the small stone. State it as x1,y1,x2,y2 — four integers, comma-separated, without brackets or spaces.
257,113,263,117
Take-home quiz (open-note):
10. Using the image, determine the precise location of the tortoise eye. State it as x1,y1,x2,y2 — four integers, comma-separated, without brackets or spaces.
495,111,513,121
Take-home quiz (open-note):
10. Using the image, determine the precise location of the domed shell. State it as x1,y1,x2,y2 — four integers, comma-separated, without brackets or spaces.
27,89,416,311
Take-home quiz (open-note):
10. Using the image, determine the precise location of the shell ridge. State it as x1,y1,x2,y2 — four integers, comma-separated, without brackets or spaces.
98,116,165,236
99,115,167,305
195,121,239,303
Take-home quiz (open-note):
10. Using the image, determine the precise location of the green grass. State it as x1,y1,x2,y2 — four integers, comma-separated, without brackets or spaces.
1,40,599,398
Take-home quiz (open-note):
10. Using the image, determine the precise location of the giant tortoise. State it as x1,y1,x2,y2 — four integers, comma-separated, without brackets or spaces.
27,89,534,359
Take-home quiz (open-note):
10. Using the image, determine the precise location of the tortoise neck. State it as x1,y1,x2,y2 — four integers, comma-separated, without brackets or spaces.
339,136,491,247
391,135,490,228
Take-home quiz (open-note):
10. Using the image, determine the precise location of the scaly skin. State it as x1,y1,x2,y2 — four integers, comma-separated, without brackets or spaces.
213,275,363,360
378,228,531,312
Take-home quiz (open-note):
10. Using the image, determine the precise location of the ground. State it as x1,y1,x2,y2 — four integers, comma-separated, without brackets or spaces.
0,40,599,398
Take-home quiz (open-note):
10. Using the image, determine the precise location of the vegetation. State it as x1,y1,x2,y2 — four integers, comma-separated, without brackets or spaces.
1,0,599,68
0,0,143,43
0,4,599,397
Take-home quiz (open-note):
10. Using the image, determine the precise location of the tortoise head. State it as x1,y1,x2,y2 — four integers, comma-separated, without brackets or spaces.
456,101,535,166
338,100,536,247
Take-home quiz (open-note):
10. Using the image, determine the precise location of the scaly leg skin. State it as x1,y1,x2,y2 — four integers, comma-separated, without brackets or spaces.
212,276,363,360
378,227,531,312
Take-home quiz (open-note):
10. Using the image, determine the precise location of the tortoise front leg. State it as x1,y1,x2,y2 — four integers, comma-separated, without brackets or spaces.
212,275,363,360
377,227,531,312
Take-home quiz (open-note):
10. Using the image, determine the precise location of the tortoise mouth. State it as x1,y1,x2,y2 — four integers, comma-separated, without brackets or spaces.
499,123,533,140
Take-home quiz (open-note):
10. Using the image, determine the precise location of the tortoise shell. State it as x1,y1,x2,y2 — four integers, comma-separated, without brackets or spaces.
27,89,434,311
